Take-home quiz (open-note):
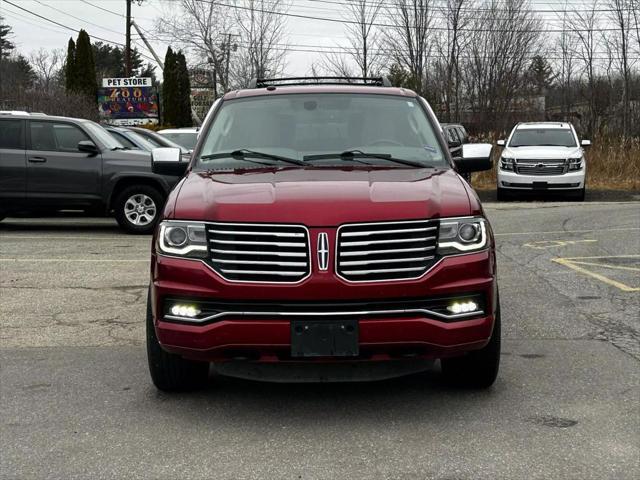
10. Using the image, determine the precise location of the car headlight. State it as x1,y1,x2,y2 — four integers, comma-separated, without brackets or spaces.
438,217,488,254
157,221,208,258
568,157,583,171
500,157,515,171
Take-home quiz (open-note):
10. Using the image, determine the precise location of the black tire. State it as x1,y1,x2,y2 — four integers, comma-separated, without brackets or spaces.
146,290,209,392
441,298,501,389
496,187,508,201
113,184,164,234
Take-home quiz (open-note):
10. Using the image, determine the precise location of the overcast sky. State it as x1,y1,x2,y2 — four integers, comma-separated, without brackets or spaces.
1,0,611,76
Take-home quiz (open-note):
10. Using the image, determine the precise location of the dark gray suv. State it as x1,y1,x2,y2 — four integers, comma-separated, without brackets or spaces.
0,113,181,233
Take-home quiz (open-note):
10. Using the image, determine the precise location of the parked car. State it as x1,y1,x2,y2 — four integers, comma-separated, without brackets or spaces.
157,127,198,151
0,114,181,233
442,123,471,182
104,125,157,151
496,122,589,201
441,123,469,159
126,126,190,155
146,76,499,392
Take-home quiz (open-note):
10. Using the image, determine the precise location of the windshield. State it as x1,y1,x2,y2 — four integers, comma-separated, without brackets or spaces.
160,131,197,150
509,128,576,147
195,93,446,170
125,131,157,151
84,121,123,150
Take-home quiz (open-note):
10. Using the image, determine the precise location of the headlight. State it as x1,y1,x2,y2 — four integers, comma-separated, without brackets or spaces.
568,157,583,171
438,217,488,254
157,221,208,258
500,157,515,171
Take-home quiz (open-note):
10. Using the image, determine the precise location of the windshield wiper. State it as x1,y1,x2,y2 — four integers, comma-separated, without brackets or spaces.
303,150,431,168
111,146,129,151
201,149,306,166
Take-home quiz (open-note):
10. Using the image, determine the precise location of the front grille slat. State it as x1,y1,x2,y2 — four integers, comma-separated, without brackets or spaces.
337,220,439,282
516,159,567,176
207,223,310,282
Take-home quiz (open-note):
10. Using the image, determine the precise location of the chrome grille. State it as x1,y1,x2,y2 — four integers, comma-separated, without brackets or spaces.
337,220,438,282
207,223,310,282
516,160,567,176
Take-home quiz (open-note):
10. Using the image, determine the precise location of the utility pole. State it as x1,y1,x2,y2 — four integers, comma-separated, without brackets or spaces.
125,0,132,76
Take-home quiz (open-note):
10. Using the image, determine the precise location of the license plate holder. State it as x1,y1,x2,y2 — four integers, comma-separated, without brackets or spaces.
532,181,548,190
291,320,359,358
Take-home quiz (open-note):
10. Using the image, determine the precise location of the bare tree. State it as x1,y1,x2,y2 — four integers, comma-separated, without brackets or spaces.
230,0,289,87
322,0,384,78
565,0,603,137
461,0,542,129
435,0,474,121
156,0,235,94
605,0,634,137
555,25,578,120
29,48,63,94
385,0,436,95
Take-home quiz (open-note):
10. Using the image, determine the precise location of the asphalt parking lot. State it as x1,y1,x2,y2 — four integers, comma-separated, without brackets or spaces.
1,200,639,479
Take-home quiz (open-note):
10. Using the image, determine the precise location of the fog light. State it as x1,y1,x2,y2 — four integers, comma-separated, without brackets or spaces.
447,300,478,314
170,304,201,318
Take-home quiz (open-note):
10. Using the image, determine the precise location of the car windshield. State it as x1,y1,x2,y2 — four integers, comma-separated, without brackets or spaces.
125,131,157,151
160,131,197,150
195,93,446,170
509,128,576,147
84,121,123,150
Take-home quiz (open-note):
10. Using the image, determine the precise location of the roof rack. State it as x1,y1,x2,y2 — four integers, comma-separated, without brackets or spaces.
248,76,392,89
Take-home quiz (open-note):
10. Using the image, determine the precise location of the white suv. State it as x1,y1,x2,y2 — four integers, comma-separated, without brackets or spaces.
497,122,590,201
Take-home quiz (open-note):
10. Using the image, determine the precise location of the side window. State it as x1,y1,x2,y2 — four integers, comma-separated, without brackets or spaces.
53,123,90,152
0,119,25,150
456,127,468,143
29,122,57,151
446,128,459,144
110,131,137,149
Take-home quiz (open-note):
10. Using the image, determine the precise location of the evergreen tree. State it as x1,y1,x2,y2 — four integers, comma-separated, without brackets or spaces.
74,29,97,98
175,51,192,127
0,16,15,59
64,38,77,93
162,47,177,126
528,55,554,94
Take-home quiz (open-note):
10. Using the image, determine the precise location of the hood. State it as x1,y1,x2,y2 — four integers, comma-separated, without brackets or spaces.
172,167,475,226
503,145,582,159
105,149,151,166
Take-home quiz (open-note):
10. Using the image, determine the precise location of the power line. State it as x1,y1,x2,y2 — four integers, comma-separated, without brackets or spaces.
79,0,125,18
1,0,157,64
32,0,125,36
191,0,628,33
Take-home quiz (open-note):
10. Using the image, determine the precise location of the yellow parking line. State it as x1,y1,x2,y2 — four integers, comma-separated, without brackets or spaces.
552,257,639,292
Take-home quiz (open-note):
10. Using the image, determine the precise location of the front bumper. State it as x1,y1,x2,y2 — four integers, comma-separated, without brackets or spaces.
497,169,585,190
151,250,497,362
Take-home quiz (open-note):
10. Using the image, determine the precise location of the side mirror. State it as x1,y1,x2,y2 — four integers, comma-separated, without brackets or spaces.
152,147,188,176
496,139,505,147
78,140,99,155
455,143,493,173
581,139,591,147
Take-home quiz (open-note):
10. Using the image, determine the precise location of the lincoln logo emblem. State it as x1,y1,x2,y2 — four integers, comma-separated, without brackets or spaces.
317,233,329,271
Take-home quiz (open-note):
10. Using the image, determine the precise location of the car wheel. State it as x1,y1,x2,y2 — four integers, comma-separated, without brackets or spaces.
441,297,501,389
146,289,209,392
114,185,164,234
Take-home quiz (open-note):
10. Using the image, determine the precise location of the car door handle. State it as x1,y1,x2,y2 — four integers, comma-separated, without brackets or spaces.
28,156,47,163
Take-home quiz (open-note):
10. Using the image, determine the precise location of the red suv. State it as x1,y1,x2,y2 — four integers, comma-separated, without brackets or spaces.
147,77,499,391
